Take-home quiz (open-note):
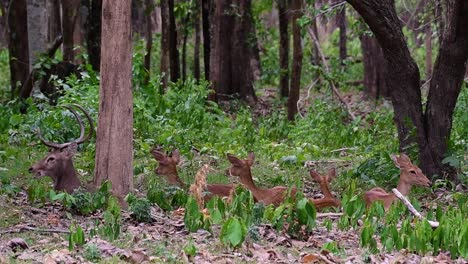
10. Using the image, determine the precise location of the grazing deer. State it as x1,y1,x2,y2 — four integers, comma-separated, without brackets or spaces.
29,104,93,193
309,168,341,210
226,153,297,206
151,148,233,201
364,154,431,210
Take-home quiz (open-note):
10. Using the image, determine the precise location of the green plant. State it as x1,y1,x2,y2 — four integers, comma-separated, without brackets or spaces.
126,193,152,223
220,216,247,248
99,196,121,241
68,222,86,250
83,243,102,262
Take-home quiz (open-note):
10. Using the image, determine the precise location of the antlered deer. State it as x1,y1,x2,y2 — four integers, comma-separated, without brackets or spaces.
364,154,431,210
29,104,94,193
151,148,233,201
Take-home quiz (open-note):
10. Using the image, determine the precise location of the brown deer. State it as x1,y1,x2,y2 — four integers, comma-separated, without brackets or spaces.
226,153,297,206
151,148,233,201
364,154,431,210
309,168,341,210
29,104,93,193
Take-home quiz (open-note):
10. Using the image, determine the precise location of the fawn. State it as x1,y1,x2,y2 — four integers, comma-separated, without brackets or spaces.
151,148,233,201
308,168,341,210
226,152,297,206
364,154,431,210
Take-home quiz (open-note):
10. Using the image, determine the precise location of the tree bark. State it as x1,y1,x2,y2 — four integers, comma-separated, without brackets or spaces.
168,0,180,82
201,0,211,80
337,3,347,65
278,0,289,98
84,0,102,72
287,0,302,121
181,13,190,82
209,0,257,102
94,0,134,200
7,0,30,97
143,0,153,86
159,0,169,89
27,0,48,67
61,0,81,62
360,34,389,99
47,0,61,42
193,0,201,81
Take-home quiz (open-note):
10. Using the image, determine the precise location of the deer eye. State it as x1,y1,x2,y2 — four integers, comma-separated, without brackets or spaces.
47,157,55,163
410,170,416,174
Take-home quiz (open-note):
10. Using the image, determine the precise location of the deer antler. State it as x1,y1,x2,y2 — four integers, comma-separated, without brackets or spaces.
37,105,93,149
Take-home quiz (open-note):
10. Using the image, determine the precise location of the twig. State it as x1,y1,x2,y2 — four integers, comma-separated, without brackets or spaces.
330,147,358,153
392,188,439,228
306,27,356,121
316,212,343,218
0,225,70,234
297,78,318,118
317,253,337,264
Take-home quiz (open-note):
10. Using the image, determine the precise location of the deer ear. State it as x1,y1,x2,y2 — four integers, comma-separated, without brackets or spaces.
327,168,336,179
247,152,255,165
399,153,411,163
227,154,243,166
309,170,321,181
151,149,166,161
63,143,78,157
172,149,180,163
391,154,402,168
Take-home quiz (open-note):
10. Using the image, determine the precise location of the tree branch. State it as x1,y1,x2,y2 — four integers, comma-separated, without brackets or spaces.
392,188,439,228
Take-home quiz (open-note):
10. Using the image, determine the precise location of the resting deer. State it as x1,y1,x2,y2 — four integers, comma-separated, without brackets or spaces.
309,168,341,210
151,149,233,201
29,104,93,193
226,153,297,206
364,154,431,210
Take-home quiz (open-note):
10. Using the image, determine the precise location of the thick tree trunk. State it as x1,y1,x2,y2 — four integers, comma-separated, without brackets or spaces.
337,3,347,64
424,1,468,179
287,0,302,121
210,0,256,102
84,0,102,71
168,0,180,82
201,0,210,80
193,0,201,81
159,0,169,89
94,0,134,201
7,0,30,97
360,35,389,99
278,0,289,98
143,0,153,86
27,0,48,67
62,0,80,62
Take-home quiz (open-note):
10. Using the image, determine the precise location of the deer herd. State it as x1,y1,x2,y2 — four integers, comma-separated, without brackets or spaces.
29,104,432,214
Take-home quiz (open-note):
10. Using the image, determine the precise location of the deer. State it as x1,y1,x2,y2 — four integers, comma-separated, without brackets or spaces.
364,154,431,211
226,152,297,206
151,148,234,201
308,168,341,210
29,104,94,194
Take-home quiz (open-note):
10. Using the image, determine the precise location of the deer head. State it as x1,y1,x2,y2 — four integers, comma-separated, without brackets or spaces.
392,154,431,189
29,104,93,193
309,168,337,198
151,148,185,187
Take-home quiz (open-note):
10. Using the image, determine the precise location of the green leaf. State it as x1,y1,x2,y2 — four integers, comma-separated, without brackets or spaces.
220,217,246,248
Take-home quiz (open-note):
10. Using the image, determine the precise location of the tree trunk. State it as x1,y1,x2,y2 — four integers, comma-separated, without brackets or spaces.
424,1,468,179
73,3,86,63
159,0,169,89
360,34,389,99
94,0,134,201
424,0,432,78
337,3,347,64
143,0,153,86
61,0,80,62
278,0,289,98
47,0,61,42
168,0,180,82
84,0,102,72
287,0,302,121
27,0,48,67
7,0,30,97
193,0,201,81
181,14,189,82
346,0,468,180
201,0,210,80
209,0,256,102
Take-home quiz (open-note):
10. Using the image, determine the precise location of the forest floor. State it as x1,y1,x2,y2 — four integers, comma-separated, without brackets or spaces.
0,88,466,263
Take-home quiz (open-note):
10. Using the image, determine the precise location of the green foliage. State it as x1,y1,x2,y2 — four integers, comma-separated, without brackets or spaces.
99,196,121,241
126,193,152,223
83,244,102,262
147,185,187,211
220,217,247,248
68,222,86,250
183,196,206,232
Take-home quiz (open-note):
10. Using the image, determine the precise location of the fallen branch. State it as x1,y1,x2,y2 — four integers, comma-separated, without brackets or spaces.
392,188,439,228
306,27,356,121
0,225,70,234
316,212,343,218
297,78,319,118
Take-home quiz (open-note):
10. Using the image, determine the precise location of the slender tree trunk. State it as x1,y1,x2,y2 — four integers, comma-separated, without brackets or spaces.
424,0,432,78
193,0,201,81
337,3,347,65
360,35,388,99
143,0,153,86
73,3,86,63
84,0,102,71
201,0,210,80
27,0,48,67
278,0,289,98
181,14,189,82
287,0,302,121
61,0,80,62
7,0,30,97
159,0,169,90
94,0,134,201
47,0,61,42
168,0,180,82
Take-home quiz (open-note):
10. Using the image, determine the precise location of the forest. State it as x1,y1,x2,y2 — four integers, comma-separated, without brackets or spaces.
0,0,467,263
